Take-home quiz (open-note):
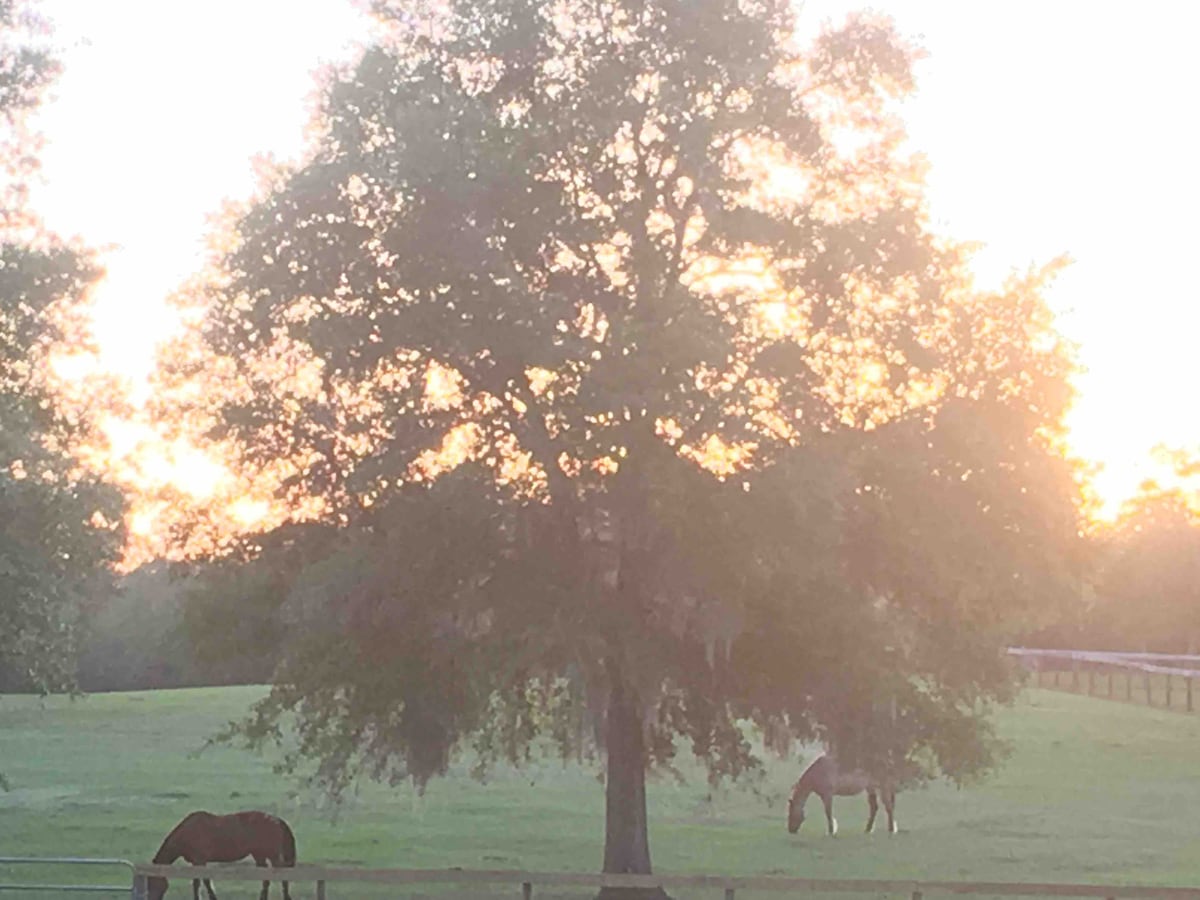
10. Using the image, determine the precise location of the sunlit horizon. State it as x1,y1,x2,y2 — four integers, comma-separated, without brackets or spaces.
29,0,1200,533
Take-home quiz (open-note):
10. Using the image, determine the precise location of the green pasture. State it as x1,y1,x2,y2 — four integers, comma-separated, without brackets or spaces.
3,686,1200,898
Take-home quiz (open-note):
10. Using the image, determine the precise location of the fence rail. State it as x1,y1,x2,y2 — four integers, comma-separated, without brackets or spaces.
1008,648,1200,712
1009,648,1200,677
6,858,1200,899
130,864,1200,900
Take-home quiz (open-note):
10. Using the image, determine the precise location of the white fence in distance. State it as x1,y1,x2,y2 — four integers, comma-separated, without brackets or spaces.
1008,647,1200,709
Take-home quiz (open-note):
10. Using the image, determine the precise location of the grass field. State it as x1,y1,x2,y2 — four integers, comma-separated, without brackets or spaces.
4,686,1200,898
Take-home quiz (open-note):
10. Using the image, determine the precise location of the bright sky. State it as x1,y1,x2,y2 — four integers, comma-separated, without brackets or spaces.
28,0,1200,517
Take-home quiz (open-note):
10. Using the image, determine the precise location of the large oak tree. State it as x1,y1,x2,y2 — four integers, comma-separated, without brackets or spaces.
176,0,1083,886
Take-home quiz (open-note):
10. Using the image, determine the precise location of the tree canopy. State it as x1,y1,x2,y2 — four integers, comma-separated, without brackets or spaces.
1064,478,1200,654
174,0,1084,881
0,1,125,701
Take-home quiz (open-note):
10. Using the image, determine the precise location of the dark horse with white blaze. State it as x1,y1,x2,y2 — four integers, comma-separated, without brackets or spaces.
147,811,296,900
787,755,897,836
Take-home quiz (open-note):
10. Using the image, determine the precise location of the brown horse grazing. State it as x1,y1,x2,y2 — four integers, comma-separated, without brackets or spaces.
147,811,295,900
787,755,897,836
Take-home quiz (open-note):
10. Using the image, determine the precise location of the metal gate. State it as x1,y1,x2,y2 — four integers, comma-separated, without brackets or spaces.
0,857,133,894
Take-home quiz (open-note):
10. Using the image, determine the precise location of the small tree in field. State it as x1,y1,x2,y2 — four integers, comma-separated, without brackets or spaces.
0,0,125,707
174,0,1083,885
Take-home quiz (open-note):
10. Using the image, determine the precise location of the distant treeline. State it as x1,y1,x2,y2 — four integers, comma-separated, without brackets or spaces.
0,562,276,693
3,480,1197,694
1020,485,1200,655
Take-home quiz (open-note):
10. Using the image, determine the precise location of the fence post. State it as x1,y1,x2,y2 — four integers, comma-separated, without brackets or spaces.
1188,677,1194,713
1167,674,1173,709
522,880,533,900
724,888,736,900
1144,672,1153,705
131,873,148,900
1087,667,1094,695
1126,670,1132,701
1072,659,1080,692
1107,669,1113,698
316,879,327,900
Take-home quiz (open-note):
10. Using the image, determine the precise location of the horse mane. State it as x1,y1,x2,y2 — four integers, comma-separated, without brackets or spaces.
152,811,207,864
790,754,827,801
789,778,806,802
279,817,297,866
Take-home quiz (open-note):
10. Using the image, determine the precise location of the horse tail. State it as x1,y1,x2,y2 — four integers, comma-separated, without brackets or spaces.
279,819,297,868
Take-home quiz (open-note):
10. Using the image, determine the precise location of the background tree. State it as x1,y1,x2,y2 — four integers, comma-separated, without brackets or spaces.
72,561,275,692
1021,444,1200,654
1089,483,1200,653
172,0,1083,887
0,0,125,708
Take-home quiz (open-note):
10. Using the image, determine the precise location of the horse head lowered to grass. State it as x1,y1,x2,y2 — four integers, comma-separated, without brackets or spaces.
787,754,897,836
147,810,295,900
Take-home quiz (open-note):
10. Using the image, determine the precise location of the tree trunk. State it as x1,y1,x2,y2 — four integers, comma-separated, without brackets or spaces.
598,666,669,900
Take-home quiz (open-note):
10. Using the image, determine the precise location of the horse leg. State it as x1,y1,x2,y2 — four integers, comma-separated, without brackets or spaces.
192,878,201,900
262,847,293,900
865,789,879,834
253,856,269,900
202,877,218,900
885,789,898,834
821,792,837,836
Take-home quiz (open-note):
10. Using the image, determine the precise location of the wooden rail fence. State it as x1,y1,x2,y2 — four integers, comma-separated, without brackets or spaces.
130,864,1200,900
1008,648,1200,712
